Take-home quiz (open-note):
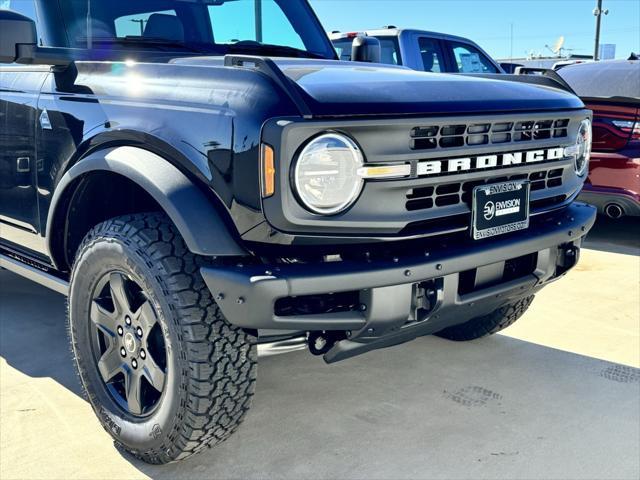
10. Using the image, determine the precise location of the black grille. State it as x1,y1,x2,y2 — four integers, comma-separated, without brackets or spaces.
411,118,570,151
406,168,565,212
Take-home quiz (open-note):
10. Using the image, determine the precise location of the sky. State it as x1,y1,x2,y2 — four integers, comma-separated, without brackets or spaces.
309,0,640,60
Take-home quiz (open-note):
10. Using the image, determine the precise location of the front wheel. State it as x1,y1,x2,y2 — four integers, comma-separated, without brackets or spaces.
435,296,534,341
68,213,256,464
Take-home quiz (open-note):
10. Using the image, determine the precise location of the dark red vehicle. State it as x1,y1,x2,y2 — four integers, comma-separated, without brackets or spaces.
559,59,640,218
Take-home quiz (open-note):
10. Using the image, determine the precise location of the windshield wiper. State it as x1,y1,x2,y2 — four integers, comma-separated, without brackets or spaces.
226,42,326,60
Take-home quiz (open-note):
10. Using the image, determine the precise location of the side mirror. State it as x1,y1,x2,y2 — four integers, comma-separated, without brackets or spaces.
351,36,381,63
0,10,37,63
0,9,72,67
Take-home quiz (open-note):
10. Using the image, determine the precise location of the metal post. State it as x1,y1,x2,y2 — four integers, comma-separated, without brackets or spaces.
255,0,263,43
510,23,514,62
86,0,92,49
593,0,608,61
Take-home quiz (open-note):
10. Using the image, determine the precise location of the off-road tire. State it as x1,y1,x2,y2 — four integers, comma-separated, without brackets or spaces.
68,213,256,464
436,295,534,341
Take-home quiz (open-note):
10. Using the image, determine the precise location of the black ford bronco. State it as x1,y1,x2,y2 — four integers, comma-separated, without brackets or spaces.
0,0,596,465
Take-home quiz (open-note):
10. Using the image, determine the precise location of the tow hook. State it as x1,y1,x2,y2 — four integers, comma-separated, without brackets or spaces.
308,331,345,356
557,244,580,275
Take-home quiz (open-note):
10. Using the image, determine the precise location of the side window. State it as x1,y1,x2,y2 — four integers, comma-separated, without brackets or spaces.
418,37,445,73
114,10,177,38
449,42,498,73
208,0,305,49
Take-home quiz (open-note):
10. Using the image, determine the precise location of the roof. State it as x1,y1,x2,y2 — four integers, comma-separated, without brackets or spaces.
329,28,479,45
557,60,640,100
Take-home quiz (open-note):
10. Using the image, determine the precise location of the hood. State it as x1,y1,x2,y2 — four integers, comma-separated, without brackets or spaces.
173,57,584,117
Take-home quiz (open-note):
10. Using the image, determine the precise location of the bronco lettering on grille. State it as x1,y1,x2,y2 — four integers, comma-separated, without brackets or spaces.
416,147,565,176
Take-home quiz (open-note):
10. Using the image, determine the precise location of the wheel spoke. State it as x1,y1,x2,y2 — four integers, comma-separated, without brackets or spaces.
125,369,144,415
142,356,166,393
109,272,131,314
97,347,124,383
135,300,158,333
90,301,118,338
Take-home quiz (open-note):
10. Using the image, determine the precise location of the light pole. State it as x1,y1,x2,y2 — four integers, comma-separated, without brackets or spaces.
593,0,609,61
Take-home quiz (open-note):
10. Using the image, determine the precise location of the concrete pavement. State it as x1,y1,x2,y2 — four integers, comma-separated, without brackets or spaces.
1,217,638,480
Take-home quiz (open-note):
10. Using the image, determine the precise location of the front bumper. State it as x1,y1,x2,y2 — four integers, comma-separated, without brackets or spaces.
202,203,596,362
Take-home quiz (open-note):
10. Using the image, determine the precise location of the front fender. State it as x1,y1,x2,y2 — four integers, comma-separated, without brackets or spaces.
46,146,247,261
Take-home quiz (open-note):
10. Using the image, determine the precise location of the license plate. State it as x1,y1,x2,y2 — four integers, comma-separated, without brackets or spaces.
472,180,530,240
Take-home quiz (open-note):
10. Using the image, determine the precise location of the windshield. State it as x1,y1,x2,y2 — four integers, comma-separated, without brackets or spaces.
58,0,337,59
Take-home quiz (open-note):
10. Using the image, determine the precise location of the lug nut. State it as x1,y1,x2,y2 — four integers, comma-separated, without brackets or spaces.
117,326,124,336
131,359,138,369
125,316,132,326
140,349,146,360
120,347,127,357
136,327,143,337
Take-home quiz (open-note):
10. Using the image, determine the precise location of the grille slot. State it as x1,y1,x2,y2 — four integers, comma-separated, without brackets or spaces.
411,118,570,151
406,168,565,212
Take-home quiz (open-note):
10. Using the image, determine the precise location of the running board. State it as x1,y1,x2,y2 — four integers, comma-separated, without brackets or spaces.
0,253,68,296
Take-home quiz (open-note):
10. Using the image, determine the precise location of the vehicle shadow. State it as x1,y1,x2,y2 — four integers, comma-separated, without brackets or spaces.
584,215,640,256
0,270,638,480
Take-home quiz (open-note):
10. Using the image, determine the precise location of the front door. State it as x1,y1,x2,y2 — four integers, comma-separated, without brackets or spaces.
0,67,49,254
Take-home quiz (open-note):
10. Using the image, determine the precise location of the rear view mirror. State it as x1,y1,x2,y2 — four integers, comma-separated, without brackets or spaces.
0,10,37,63
352,36,381,63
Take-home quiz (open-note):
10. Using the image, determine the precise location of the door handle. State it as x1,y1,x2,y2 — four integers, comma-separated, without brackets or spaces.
16,157,30,173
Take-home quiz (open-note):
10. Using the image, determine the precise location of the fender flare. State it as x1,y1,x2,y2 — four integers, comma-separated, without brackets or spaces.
46,146,247,262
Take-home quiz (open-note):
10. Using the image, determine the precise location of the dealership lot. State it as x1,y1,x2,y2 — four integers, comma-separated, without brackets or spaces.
1,218,638,480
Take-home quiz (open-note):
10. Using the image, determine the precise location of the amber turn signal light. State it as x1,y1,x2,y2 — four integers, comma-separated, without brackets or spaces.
261,144,276,198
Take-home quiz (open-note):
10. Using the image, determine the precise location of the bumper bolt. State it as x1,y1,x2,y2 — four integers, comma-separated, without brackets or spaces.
359,304,367,312
131,359,138,369
120,347,126,357
140,349,146,359
136,327,143,337
392,257,399,263
125,316,132,326
367,328,375,335
265,270,273,276
404,269,412,277
216,293,225,301
237,297,245,305
436,264,443,271
117,326,124,336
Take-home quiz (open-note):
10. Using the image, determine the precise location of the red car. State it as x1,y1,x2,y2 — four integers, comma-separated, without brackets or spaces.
559,60,640,218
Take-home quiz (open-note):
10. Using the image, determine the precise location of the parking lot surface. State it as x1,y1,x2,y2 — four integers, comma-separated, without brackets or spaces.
1,217,639,480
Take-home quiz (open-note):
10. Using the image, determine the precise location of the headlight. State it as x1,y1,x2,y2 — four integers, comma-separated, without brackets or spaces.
570,118,592,176
293,133,364,215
